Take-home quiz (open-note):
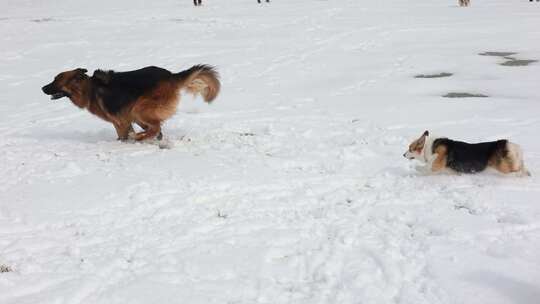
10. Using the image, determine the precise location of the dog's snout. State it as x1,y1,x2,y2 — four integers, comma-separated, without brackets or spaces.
403,152,414,160
42,83,53,94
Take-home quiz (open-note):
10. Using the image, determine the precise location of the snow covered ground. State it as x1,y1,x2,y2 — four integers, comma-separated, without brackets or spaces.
1,0,539,303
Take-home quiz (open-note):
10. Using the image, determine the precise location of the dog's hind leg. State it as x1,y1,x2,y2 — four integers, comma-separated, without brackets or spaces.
133,120,162,141
136,122,163,140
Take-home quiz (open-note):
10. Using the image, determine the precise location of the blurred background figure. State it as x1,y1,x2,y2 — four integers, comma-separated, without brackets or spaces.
194,0,201,6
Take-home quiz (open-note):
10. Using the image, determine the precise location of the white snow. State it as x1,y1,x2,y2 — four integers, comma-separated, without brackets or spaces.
1,0,540,303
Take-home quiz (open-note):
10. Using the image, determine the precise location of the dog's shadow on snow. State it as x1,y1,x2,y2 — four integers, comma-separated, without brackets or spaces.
21,129,118,144
21,128,191,148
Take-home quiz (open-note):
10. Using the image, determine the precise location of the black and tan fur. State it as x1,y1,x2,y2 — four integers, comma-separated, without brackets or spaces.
42,65,220,141
404,131,529,176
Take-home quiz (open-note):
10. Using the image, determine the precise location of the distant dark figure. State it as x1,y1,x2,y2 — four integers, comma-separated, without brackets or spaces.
458,0,470,6
257,0,270,3
194,0,201,6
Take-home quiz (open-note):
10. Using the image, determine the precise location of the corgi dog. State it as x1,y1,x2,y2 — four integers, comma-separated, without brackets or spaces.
404,131,530,176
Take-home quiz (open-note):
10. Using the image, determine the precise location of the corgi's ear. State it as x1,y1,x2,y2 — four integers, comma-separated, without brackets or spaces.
418,136,426,146
416,131,428,148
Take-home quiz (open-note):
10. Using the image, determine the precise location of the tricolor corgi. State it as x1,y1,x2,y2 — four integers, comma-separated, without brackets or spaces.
404,131,530,176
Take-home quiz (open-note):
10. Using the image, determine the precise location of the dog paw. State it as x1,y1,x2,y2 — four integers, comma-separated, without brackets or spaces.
414,165,431,174
518,169,532,177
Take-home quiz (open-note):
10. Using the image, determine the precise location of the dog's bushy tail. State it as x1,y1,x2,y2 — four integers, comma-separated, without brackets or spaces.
174,65,220,103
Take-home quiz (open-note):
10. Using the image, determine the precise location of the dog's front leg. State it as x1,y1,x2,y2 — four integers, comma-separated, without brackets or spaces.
415,153,439,174
415,164,431,174
113,122,134,141
430,153,448,173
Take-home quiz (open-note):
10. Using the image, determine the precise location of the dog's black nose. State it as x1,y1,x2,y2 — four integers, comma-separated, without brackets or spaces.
42,84,51,94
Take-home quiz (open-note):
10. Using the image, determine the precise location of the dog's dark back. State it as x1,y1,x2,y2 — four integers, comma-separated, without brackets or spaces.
433,138,508,173
91,66,172,114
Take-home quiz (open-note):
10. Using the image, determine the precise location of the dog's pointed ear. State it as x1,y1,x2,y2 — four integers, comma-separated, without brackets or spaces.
77,68,88,74
416,130,429,147
92,69,111,84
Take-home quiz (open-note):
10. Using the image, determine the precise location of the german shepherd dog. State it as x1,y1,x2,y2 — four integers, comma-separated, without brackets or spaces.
459,0,470,6
42,65,220,141
404,131,530,176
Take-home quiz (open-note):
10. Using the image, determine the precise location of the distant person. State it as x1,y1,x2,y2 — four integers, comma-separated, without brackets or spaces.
458,0,470,6
194,0,269,6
